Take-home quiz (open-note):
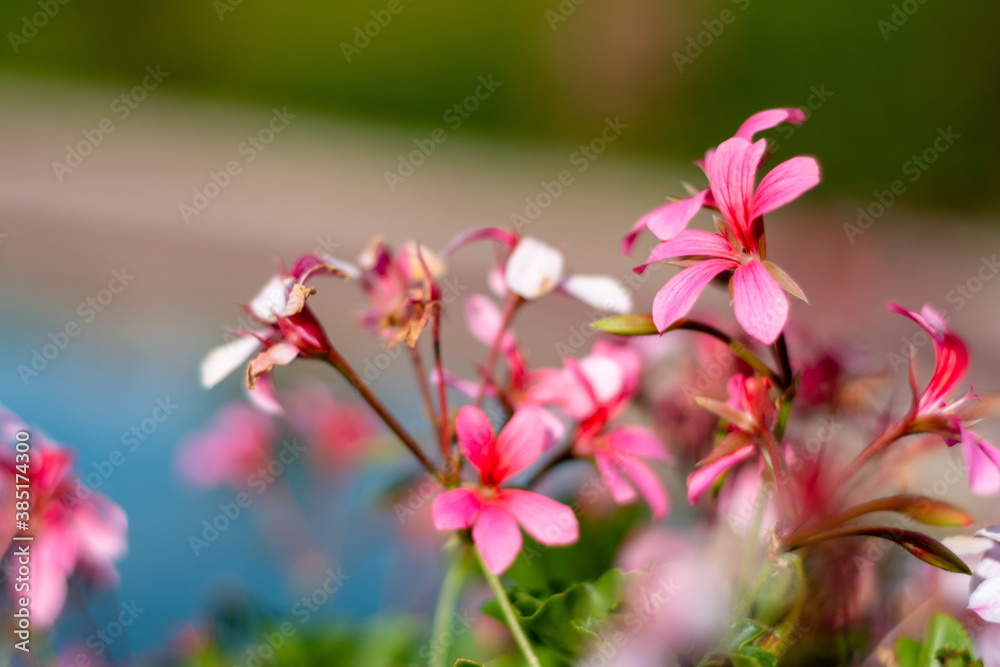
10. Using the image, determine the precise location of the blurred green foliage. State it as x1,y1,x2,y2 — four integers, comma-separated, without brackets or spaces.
2,0,999,210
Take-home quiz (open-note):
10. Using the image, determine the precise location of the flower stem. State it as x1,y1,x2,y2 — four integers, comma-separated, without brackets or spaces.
410,345,439,438
432,303,453,469
474,546,541,667
474,294,522,407
323,347,438,476
759,428,795,520
429,548,471,667
830,417,910,492
665,319,781,386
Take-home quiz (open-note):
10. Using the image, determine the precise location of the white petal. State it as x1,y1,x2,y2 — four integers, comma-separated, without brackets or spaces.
562,274,633,314
317,252,361,279
200,334,262,388
249,275,293,323
504,237,564,299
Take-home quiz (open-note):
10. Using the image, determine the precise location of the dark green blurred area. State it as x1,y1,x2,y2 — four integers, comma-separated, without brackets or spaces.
3,0,999,211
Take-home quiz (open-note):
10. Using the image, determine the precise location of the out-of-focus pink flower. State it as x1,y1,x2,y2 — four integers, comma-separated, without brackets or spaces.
531,341,671,517
943,526,1000,623
687,374,777,503
445,228,633,313
622,107,808,253
431,406,578,574
175,403,276,489
351,238,445,346
437,294,566,442
0,407,127,629
286,382,378,469
200,254,349,414
890,302,1000,494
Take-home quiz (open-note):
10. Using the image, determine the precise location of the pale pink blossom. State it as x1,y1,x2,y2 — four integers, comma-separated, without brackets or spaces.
530,341,671,517
445,228,633,313
890,302,1000,494
943,526,1000,623
0,407,127,629
200,254,348,413
175,403,276,489
431,406,579,574
286,382,377,469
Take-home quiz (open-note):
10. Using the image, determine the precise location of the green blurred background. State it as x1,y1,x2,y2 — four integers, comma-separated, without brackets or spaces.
2,0,999,211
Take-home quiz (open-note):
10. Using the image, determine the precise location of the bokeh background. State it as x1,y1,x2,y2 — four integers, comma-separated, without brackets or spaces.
1,0,1000,661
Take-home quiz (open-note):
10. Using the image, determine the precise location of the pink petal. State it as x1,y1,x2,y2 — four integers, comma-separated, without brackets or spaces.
622,190,711,254
706,138,767,241
504,237,564,299
732,260,789,345
596,452,638,504
651,258,737,332
924,332,969,406
963,432,1000,495
561,275,633,314
501,489,579,545
969,578,1000,623
465,295,516,350
750,156,820,220
432,488,482,530
442,226,518,257
624,458,669,519
687,444,755,504
635,230,737,273
245,371,285,415
493,408,546,483
473,504,523,574
456,406,497,481
606,426,669,461
734,108,806,141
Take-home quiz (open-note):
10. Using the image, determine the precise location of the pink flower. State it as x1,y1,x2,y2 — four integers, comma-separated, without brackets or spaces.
636,137,818,344
175,403,276,489
0,407,127,629
431,406,579,574
686,374,777,503
530,342,671,517
445,228,633,313
943,526,1000,623
286,381,377,469
890,302,1000,494
621,108,808,253
200,254,348,413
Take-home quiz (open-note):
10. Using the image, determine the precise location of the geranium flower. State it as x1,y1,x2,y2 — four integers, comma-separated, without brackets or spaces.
0,407,127,629
890,302,1000,494
687,374,777,503
200,254,349,413
621,107,808,253
444,228,633,313
431,406,578,574
530,341,670,517
175,403,276,489
635,135,819,344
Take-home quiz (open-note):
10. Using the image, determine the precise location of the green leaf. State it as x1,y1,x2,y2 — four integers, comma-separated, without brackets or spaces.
590,313,657,336
916,612,980,667
894,637,921,667
717,619,769,653
482,569,626,661
454,660,486,667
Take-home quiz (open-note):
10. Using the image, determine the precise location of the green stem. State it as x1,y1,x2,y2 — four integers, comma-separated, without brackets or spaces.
429,550,471,667
665,319,781,386
474,546,541,667
759,554,807,657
